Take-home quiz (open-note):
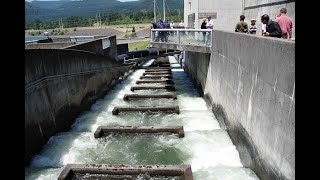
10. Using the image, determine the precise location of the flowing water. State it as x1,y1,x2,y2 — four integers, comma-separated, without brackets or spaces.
25,56,259,180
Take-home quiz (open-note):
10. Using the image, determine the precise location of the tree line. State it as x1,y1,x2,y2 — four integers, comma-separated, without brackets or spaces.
25,10,183,30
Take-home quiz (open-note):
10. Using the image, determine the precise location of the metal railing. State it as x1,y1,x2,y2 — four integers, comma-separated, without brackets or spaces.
151,29,213,48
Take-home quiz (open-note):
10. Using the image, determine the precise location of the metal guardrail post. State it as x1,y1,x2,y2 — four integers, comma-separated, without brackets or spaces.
150,29,153,43
210,29,213,47
177,30,180,45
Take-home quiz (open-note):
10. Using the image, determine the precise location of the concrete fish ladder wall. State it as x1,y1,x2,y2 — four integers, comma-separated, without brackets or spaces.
25,49,133,165
184,31,295,180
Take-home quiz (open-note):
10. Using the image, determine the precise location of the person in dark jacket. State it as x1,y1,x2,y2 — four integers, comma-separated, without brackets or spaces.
261,14,282,38
201,18,207,42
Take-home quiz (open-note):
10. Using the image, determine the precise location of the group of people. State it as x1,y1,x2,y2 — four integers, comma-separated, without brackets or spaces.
151,19,184,42
200,16,214,43
235,8,293,40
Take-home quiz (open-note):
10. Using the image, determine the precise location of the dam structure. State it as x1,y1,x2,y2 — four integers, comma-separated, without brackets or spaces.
25,20,294,180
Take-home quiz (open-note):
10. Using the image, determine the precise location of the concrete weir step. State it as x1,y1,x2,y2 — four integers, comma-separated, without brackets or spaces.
130,85,175,91
58,164,193,180
147,67,172,70
94,126,185,138
145,69,171,72
139,75,173,79
136,79,174,84
112,106,180,115
123,93,177,101
143,72,172,76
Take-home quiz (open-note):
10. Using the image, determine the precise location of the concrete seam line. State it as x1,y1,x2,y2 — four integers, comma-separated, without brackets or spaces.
25,65,130,91
244,0,294,10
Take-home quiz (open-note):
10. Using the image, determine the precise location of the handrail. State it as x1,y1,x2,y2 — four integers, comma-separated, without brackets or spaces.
150,28,213,49
151,29,213,32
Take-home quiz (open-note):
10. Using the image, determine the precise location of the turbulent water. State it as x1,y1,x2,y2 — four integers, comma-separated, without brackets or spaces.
25,57,259,180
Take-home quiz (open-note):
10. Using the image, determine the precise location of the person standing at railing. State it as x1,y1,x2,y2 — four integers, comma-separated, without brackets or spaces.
170,21,175,36
248,19,257,35
201,18,207,43
235,15,248,33
164,20,170,42
274,8,293,40
158,20,166,42
206,16,213,29
205,16,213,45
261,14,282,38
151,21,160,42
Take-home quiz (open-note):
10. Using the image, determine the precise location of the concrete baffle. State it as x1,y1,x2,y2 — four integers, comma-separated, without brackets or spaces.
123,93,177,101
112,106,180,115
130,85,175,91
139,75,173,79
94,125,185,138
58,164,193,180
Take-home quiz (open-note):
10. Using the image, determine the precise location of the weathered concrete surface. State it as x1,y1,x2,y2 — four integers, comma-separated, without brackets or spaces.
184,30,294,180
25,49,133,165
58,164,193,180
65,36,118,61
25,42,76,49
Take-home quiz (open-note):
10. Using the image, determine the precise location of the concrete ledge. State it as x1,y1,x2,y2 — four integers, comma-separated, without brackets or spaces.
112,106,180,115
145,69,171,72
58,164,193,180
139,75,173,79
143,72,172,75
136,79,174,85
94,126,185,138
130,85,175,91
147,67,172,70
123,93,177,101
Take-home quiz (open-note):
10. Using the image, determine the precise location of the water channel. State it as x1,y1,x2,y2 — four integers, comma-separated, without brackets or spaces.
25,56,259,180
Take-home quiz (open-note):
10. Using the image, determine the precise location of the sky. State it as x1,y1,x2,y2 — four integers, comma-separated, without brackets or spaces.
25,0,138,2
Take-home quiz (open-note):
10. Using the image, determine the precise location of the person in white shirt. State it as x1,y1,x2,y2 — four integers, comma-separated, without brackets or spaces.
206,16,213,29
179,20,184,27
205,16,213,45
170,21,174,29
261,23,266,36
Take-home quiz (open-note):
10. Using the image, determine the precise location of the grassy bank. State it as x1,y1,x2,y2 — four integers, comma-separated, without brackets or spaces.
128,41,150,51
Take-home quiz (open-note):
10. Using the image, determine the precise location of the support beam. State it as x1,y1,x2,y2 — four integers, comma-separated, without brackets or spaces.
123,93,177,101
94,126,185,138
130,85,175,91
112,106,180,115
140,75,173,79
147,67,172,70
136,79,174,84
58,164,193,180
145,69,171,72
143,72,172,75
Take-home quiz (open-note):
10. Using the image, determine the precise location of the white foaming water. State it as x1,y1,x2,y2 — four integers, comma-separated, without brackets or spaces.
25,57,259,180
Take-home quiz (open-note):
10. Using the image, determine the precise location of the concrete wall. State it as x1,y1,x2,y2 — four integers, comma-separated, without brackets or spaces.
244,0,295,37
65,36,118,61
183,31,294,180
25,42,76,49
117,43,129,55
25,49,133,165
184,0,243,31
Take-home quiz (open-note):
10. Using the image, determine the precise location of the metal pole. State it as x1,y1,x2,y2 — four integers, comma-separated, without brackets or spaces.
163,0,165,21
154,0,156,22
